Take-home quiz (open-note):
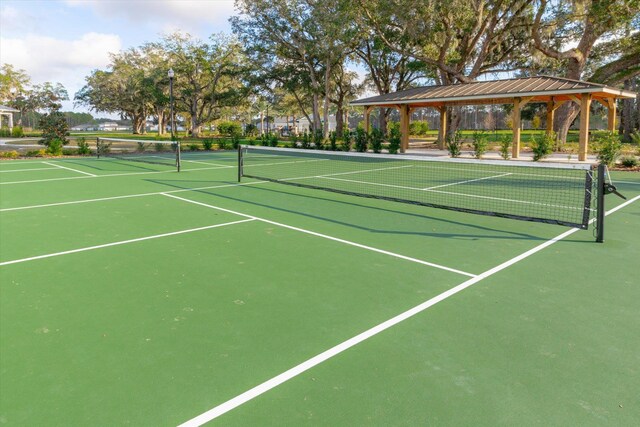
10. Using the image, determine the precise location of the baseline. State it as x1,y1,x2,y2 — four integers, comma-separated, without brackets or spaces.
177,194,640,427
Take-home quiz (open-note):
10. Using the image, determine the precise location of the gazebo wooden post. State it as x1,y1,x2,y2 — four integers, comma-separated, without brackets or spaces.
579,94,592,161
546,100,555,136
437,106,447,150
606,98,617,131
363,106,372,133
399,104,410,153
512,97,522,158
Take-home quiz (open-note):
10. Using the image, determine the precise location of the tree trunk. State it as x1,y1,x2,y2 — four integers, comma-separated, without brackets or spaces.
447,106,463,138
335,105,344,136
621,79,634,142
323,61,331,137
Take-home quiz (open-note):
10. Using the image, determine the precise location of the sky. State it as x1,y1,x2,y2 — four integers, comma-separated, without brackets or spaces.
0,0,238,116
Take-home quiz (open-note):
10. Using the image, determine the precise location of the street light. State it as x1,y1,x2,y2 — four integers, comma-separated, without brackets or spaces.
168,68,180,172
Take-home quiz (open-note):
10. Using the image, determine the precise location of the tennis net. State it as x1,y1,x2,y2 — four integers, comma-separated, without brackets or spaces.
97,137,181,170
239,145,596,229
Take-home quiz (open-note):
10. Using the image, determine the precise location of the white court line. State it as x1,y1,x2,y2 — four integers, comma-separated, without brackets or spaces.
0,180,268,212
0,167,59,173
162,193,475,278
0,164,231,185
422,172,513,190
177,194,640,427
43,161,97,177
0,219,255,267
614,180,640,185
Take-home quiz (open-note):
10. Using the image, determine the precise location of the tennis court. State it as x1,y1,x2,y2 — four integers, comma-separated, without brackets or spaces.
1,149,639,426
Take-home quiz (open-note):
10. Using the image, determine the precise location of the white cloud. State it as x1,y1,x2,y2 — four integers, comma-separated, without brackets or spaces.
64,0,236,36
0,4,37,33
0,32,121,111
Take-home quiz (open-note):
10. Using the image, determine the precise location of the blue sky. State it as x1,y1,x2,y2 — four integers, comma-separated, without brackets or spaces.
0,0,237,115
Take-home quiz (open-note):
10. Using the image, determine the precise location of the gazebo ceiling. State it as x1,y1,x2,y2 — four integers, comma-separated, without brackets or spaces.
351,76,638,108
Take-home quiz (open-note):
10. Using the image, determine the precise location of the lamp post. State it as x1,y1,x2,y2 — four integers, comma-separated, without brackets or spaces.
168,68,180,172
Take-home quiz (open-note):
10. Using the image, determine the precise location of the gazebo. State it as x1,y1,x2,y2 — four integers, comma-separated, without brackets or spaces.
350,76,638,161
0,104,19,132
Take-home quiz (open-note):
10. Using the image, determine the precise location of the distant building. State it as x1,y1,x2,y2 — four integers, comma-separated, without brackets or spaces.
257,116,337,134
70,123,99,131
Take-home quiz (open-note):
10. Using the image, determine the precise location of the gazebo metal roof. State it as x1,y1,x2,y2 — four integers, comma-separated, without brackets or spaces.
351,76,637,107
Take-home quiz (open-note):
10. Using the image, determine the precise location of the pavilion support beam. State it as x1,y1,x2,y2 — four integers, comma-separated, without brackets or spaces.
606,98,617,131
579,94,592,161
400,104,410,153
437,106,447,150
546,101,555,135
512,98,522,159
363,106,372,133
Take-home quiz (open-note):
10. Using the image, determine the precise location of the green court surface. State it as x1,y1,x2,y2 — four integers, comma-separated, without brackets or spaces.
0,152,638,426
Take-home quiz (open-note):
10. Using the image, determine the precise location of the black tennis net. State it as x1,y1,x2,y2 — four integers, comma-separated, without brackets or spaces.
97,137,181,170
239,145,596,229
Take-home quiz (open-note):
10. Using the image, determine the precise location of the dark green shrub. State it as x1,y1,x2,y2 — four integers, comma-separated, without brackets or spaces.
301,131,311,149
187,143,199,151
260,133,269,146
354,127,368,152
388,127,401,154
595,131,622,167
26,149,46,157
268,133,278,147
11,126,23,138
0,127,10,137
620,156,638,168
341,129,351,151
202,139,214,150
154,142,168,152
499,135,511,160
329,131,338,151
244,123,258,137
218,138,228,150
290,133,298,148
313,129,324,150
46,139,64,156
217,121,242,137
39,110,69,147
446,131,463,158
76,137,91,155
370,128,384,153
232,132,242,149
471,131,488,159
62,148,77,155
531,133,554,161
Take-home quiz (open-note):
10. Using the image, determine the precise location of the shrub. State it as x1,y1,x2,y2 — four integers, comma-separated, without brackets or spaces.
370,128,384,153
341,129,352,151
313,129,324,149
11,126,23,138
0,150,19,158
620,156,638,168
531,132,554,161
187,143,200,151
76,137,91,155
217,121,242,137
301,131,311,149
595,132,622,168
202,138,214,150
218,139,228,150
244,123,258,137
290,133,298,148
531,115,542,130
409,121,429,136
471,131,488,159
328,131,338,151
269,133,278,147
260,133,270,146
446,131,463,158
499,135,511,160
62,148,77,155
26,149,46,157
388,127,401,154
354,127,368,152
46,139,64,156
39,110,69,146
630,131,640,155
154,142,168,152
0,127,10,137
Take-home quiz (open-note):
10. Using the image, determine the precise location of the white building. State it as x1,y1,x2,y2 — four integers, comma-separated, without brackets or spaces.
258,116,337,134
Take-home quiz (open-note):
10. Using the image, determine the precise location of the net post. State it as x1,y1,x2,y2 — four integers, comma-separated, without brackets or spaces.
176,140,181,172
96,137,100,159
238,144,243,182
596,163,605,243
